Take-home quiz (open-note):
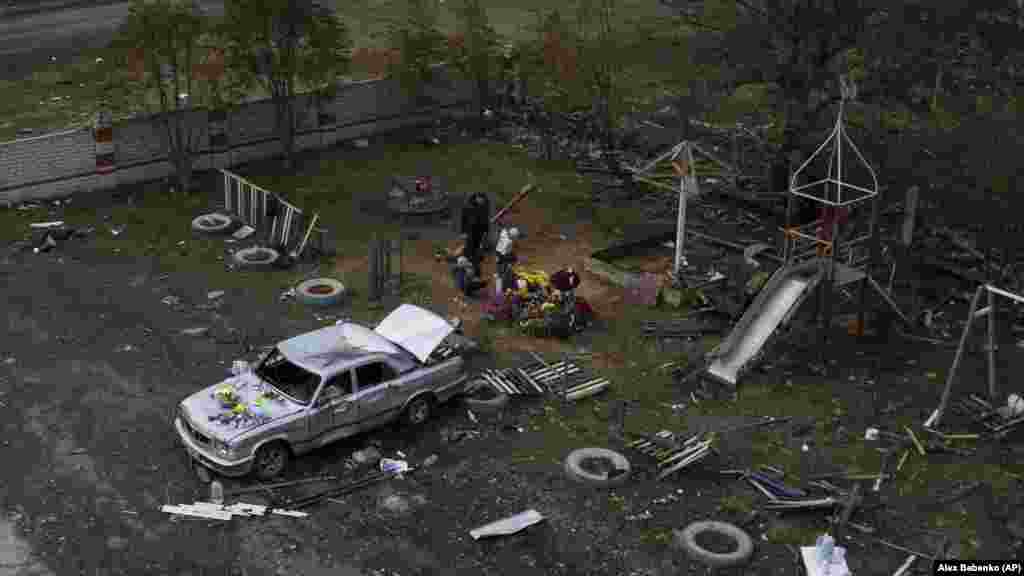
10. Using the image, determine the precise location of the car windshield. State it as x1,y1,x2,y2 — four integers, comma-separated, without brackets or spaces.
255,348,320,404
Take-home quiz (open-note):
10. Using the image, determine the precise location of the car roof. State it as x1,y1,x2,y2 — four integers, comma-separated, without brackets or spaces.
278,323,412,375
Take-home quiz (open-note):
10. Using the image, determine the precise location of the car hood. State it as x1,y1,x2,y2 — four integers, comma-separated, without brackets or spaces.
181,371,304,442
374,304,455,364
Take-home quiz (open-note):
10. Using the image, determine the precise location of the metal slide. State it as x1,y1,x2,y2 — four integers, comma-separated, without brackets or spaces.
706,261,823,386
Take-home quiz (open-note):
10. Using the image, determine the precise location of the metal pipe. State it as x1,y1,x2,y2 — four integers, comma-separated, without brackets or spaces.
932,285,985,428
983,284,999,401
481,371,514,395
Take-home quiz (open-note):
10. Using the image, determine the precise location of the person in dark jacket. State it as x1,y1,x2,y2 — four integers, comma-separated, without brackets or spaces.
461,192,490,275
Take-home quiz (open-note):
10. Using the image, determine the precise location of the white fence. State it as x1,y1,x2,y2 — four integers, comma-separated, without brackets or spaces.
0,70,473,205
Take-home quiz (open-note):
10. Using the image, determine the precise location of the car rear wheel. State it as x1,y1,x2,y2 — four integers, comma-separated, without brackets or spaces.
253,442,290,480
404,395,432,426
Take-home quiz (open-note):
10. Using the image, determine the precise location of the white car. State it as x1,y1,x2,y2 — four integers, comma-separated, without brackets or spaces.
175,305,472,479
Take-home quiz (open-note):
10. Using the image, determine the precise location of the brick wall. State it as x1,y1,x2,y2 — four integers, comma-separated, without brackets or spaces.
0,67,473,205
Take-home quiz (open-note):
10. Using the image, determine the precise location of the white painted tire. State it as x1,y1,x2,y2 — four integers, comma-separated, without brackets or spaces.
674,521,754,568
232,246,281,268
191,213,234,235
564,447,631,487
295,278,346,306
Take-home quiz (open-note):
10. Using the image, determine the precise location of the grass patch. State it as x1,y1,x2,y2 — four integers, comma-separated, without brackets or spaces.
717,493,755,515
765,520,823,547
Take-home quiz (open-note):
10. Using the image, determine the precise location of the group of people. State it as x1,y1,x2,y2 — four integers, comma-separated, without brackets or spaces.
454,191,522,297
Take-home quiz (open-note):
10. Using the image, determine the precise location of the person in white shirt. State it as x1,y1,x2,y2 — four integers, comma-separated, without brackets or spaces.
495,226,521,290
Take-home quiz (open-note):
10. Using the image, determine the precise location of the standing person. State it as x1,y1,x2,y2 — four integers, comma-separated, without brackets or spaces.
495,226,521,290
460,192,490,276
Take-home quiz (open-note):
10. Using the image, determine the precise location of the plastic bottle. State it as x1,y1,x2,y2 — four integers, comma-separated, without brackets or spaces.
815,534,834,568
210,480,224,505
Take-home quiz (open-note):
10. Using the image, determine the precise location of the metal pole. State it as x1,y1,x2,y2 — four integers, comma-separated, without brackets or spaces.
856,193,881,336
673,145,689,278
986,288,998,402
933,285,984,428
368,236,380,302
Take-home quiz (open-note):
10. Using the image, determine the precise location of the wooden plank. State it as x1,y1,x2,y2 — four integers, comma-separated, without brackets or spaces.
270,509,309,518
161,505,232,521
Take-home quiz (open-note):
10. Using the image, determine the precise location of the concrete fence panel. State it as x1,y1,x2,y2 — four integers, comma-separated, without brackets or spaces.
0,66,473,205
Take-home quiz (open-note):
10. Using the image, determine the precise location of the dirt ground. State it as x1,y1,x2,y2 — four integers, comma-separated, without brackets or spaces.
332,197,625,362
2,161,1022,575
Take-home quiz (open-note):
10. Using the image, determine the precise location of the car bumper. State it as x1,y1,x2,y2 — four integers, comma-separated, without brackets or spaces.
174,417,254,478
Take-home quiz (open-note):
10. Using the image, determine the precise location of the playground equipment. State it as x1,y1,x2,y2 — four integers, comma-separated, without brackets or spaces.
702,75,912,389
925,283,1024,435
625,140,739,278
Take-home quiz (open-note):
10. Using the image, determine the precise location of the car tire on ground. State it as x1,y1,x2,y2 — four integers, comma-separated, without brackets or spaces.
232,246,281,268
674,521,754,568
252,441,290,480
404,395,433,427
295,277,346,306
462,379,509,412
191,213,235,235
564,447,631,487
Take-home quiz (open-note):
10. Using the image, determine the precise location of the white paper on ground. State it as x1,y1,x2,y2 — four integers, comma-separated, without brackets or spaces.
470,509,545,540
801,546,851,576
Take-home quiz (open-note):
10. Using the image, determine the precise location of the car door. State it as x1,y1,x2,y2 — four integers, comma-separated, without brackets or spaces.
311,369,357,446
352,360,401,430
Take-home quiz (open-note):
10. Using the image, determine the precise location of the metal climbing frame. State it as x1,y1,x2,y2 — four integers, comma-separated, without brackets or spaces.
625,140,740,278
782,76,882,330
783,75,879,267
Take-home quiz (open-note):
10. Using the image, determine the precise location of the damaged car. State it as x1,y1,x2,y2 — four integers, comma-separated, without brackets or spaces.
175,304,473,479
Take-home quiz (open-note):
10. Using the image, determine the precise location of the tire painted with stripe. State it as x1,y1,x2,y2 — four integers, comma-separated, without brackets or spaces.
295,277,346,306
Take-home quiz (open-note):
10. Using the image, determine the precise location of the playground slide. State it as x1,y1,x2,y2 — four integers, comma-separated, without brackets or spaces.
706,261,823,386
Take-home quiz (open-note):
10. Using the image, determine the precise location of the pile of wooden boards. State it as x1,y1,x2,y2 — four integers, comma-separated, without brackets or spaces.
477,359,610,401
627,430,716,479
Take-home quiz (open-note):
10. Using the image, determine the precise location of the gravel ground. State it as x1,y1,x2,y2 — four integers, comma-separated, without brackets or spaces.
2,143,1022,575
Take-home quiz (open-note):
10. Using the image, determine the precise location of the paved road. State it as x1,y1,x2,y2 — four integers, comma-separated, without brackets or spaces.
0,0,223,82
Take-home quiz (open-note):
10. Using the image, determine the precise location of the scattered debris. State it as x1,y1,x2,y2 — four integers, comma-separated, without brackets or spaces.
475,357,610,401
223,476,340,497
351,446,382,465
291,468,409,509
29,221,64,229
181,327,210,337
161,502,308,520
379,458,410,475
627,433,715,479
800,540,850,576
892,554,917,576
469,509,545,540
232,225,255,240
207,290,226,300
161,296,181,306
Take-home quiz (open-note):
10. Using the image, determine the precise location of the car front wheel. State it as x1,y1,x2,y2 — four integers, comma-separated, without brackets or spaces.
253,442,290,480
404,396,432,426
